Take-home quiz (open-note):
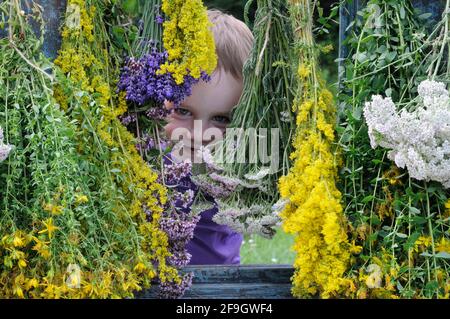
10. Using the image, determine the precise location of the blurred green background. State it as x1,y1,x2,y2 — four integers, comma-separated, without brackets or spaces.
203,0,339,265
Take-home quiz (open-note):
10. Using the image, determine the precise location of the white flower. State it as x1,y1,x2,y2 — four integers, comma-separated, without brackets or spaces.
271,198,289,215
417,79,448,99
0,126,13,162
365,264,382,289
244,167,271,181
197,146,223,171
280,111,291,123
364,80,450,188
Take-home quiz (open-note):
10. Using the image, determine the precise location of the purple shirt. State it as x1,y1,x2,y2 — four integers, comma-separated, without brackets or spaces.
165,155,242,265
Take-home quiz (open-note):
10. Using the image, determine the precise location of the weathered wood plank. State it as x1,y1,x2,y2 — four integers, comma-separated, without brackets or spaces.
182,265,294,284
135,265,295,299
136,283,293,299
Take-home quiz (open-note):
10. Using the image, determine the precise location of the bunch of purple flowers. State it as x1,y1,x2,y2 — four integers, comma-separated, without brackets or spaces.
117,47,210,107
156,159,201,299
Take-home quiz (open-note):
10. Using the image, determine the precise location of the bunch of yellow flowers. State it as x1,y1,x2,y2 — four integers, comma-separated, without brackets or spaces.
158,0,217,84
277,0,360,298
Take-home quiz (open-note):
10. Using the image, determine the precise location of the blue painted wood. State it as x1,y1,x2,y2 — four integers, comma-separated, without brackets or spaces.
134,265,295,299
184,264,293,284
0,0,67,60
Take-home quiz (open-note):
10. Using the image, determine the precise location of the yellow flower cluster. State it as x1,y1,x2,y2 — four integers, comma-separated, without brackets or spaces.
278,84,358,297
158,0,217,84
278,0,358,298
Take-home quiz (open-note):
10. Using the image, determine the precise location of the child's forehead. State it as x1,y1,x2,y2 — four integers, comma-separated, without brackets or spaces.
181,71,243,114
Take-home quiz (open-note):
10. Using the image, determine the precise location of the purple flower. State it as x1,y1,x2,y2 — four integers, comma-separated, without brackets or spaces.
159,210,200,242
158,272,193,299
146,107,169,120
163,160,192,185
156,14,164,24
167,249,191,268
117,48,211,107
173,189,195,209
119,113,137,126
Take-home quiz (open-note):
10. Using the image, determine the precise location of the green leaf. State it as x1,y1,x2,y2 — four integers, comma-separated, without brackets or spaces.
399,7,406,20
355,52,368,63
122,0,138,15
418,13,432,20
410,216,427,225
362,195,374,204
385,88,392,97
403,232,420,251
409,206,421,215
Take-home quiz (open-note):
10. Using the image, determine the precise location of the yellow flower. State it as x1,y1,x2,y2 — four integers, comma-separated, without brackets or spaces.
38,218,59,239
436,237,450,253
43,203,64,216
413,236,432,253
75,194,89,205
444,199,450,219
159,0,217,84
297,64,310,79
18,259,27,269
13,232,25,248
26,278,39,290
133,262,146,273
13,285,24,298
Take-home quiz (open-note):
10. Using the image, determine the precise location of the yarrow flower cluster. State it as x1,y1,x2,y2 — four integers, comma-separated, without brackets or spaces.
213,202,280,239
364,80,450,188
190,147,241,199
0,126,13,162
117,47,210,106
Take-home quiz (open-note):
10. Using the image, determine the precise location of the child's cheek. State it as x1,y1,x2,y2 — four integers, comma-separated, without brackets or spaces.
164,117,191,143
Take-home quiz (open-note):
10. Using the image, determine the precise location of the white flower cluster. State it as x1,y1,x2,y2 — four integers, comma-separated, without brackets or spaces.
0,126,14,162
364,80,450,188
213,201,281,239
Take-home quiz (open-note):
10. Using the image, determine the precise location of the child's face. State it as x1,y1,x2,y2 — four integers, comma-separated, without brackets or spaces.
164,70,243,162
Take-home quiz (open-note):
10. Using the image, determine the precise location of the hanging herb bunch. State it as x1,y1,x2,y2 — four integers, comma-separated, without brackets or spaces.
112,0,218,298
116,0,216,163
202,0,296,239
274,0,361,298
339,0,450,298
52,0,181,297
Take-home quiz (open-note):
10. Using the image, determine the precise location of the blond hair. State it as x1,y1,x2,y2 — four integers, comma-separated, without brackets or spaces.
207,9,254,80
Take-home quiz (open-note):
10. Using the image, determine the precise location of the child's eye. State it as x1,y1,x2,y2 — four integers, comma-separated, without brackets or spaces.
212,115,231,124
174,108,192,117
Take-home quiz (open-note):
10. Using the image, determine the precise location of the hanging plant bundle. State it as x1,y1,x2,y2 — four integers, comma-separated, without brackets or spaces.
339,0,450,298
204,0,296,239
113,0,218,298
53,0,180,296
275,0,361,298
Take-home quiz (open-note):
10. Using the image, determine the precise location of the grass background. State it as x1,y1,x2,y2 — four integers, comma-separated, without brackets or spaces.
240,228,297,264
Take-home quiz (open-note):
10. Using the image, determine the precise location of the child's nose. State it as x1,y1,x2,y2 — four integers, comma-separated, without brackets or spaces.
189,121,222,147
